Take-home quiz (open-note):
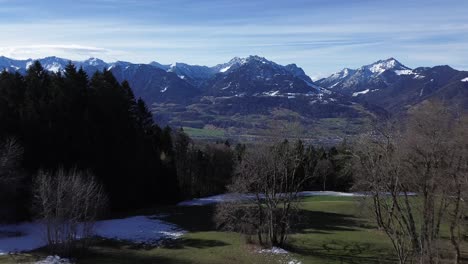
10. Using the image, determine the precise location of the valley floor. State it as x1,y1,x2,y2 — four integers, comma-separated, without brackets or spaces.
1,194,466,264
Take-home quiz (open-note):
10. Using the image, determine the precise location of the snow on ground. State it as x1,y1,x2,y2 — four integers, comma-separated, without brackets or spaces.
35,255,72,264
94,215,185,245
0,215,185,255
461,77,468,82
177,191,418,206
177,193,257,206
257,247,302,264
178,191,364,206
288,260,302,264
0,221,46,255
258,246,289,254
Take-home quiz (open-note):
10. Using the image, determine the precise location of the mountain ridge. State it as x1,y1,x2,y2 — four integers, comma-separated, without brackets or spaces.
1,55,466,123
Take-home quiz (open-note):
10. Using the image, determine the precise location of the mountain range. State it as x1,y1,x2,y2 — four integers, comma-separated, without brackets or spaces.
1,55,467,141
317,58,468,113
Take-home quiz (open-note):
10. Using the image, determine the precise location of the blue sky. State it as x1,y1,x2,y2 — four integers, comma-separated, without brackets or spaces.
0,0,467,79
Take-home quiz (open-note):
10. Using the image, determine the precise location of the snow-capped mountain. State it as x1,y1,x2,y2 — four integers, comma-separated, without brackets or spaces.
212,57,248,74
148,56,319,92
0,56,28,73
317,58,415,95
148,57,252,87
109,63,199,103
316,58,468,112
358,65,468,112
2,55,466,117
204,55,324,97
166,63,215,87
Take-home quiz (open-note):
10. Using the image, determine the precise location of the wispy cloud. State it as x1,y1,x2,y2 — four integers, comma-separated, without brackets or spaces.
0,45,110,60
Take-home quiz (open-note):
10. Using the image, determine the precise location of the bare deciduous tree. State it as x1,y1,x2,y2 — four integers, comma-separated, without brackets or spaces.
353,123,415,264
215,140,313,247
353,101,468,264
33,168,107,256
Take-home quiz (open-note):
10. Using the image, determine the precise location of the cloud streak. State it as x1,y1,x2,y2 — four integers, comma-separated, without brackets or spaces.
0,45,110,60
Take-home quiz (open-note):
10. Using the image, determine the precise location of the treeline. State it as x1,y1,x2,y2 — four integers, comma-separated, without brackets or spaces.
0,62,178,217
172,129,354,199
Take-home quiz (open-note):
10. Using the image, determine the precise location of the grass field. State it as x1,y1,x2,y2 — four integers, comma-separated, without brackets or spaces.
1,196,466,264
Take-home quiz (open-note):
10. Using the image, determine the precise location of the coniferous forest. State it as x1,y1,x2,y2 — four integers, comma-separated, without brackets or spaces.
0,61,180,214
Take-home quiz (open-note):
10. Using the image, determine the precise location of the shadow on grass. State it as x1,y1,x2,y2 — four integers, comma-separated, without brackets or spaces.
287,209,397,263
65,239,194,264
285,240,396,264
293,209,362,234
7,240,193,264
162,237,229,249
80,247,193,264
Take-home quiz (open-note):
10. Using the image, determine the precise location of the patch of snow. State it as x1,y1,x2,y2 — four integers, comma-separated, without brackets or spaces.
395,69,413,75
35,255,72,264
369,60,396,74
221,82,232,90
342,68,350,78
178,191,365,206
95,216,185,245
86,58,102,67
219,65,231,73
0,221,46,255
26,61,34,69
160,86,168,93
461,77,468,82
264,90,280,96
258,246,289,254
178,193,255,206
0,216,185,255
45,63,62,73
159,231,185,238
352,89,370,97
178,75,185,79
257,247,302,264
413,75,425,79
